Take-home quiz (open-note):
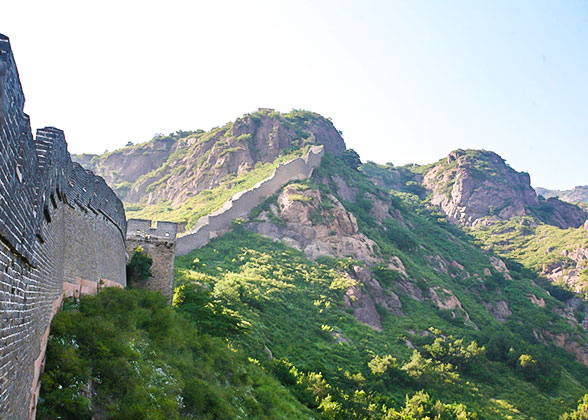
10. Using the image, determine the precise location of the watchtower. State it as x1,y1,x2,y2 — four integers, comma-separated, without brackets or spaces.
126,219,178,303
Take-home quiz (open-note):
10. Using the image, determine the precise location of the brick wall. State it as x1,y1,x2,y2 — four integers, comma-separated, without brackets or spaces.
0,34,127,419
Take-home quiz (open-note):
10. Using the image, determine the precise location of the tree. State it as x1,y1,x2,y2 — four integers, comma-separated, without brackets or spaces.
341,149,362,170
126,246,152,287
174,283,245,337
561,394,588,420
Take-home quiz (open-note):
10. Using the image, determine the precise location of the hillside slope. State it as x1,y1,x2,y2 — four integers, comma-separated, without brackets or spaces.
74,110,345,229
367,151,588,300
171,153,588,419
64,111,588,419
537,186,588,204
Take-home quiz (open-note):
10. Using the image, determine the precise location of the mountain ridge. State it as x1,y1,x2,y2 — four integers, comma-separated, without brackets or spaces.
58,109,588,419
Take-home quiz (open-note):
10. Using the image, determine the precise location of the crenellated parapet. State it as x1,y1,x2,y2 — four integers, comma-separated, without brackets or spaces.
0,34,127,419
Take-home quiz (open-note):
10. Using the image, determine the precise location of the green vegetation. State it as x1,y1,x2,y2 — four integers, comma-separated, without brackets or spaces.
63,117,588,419
174,225,587,419
561,394,588,419
127,146,311,229
38,288,316,420
472,215,588,295
126,246,153,287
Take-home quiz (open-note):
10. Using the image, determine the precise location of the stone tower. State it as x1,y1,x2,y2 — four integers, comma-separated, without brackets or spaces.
126,219,177,303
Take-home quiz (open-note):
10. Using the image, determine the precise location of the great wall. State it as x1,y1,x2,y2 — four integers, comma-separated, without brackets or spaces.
126,219,178,303
176,145,324,255
0,33,325,419
0,35,127,418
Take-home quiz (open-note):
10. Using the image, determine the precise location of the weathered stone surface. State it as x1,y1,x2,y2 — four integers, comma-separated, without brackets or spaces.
126,219,177,303
248,183,380,265
484,300,512,322
541,246,588,295
422,149,587,228
80,110,346,207
0,34,126,419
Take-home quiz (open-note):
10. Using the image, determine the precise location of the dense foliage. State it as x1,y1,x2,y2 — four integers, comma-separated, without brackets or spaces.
38,288,315,420
174,228,587,419
53,119,588,419
126,246,153,287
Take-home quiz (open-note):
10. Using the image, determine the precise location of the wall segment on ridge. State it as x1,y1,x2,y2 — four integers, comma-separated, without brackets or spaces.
0,34,127,419
176,145,324,255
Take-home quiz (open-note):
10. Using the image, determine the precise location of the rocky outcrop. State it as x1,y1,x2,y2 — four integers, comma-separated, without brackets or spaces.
75,110,346,209
429,286,474,326
484,300,512,322
421,149,587,229
536,185,588,204
423,150,539,226
72,136,180,200
542,246,588,295
343,265,403,330
248,183,380,265
537,197,588,229
542,330,588,366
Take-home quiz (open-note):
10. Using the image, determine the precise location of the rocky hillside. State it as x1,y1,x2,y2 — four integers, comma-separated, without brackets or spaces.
368,149,588,301
74,109,344,210
537,185,588,204
168,151,588,419
61,110,588,419
416,149,585,228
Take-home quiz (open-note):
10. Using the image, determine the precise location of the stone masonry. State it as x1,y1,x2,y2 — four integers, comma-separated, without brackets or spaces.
126,219,177,303
0,34,127,419
176,145,324,255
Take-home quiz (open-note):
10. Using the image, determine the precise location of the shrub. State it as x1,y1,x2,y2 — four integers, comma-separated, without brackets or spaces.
126,246,152,287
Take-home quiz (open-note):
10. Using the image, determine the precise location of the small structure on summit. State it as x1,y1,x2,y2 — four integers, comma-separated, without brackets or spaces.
126,219,178,303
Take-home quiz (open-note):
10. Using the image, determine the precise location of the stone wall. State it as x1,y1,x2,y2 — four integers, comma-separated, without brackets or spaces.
126,219,177,303
0,34,127,419
176,145,324,255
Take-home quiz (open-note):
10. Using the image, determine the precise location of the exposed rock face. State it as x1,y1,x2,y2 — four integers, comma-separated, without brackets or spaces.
74,111,346,207
538,197,588,229
542,330,588,366
422,150,540,226
536,185,588,204
421,149,587,228
332,174,357,203
73,137,179,200
248,184,380,265
542,246,588,294
429,286,474,327
489,256,513,280
484,300,512,322
343,265,403,330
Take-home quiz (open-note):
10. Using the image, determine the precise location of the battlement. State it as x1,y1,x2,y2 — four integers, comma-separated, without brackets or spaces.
127,218,178,240
0,33,127,418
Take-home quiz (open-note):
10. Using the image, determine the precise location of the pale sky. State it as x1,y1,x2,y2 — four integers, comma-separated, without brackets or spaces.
2,0,588,189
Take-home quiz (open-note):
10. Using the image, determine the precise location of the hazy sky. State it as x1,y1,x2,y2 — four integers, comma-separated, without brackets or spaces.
2,1,587,189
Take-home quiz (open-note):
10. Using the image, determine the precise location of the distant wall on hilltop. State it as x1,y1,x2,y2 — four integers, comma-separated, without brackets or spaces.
0,34,127,419
126,219,177,303
176,145,324,255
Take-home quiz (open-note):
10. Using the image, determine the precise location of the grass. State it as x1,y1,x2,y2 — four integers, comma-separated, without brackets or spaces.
127,146,311,230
